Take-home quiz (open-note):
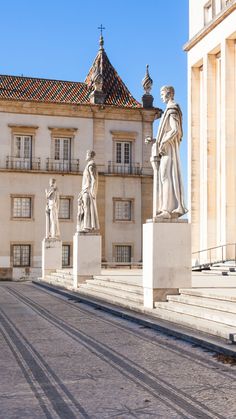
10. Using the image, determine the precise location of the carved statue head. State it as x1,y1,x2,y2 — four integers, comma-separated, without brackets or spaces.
49,178,56,187
160,86,175,103
86,150,96,161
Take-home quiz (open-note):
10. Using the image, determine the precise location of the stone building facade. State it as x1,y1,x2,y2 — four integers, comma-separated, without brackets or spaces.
0,36,160,280
185,0,236,261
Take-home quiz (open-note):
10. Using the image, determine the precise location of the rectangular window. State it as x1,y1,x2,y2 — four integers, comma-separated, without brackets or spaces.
115,245,131,263
13,244,31,267
115,141,131,165
62,245,70,267
14,135,32,159
114,200,132,221
204,1,213,24
59,197,71,219
12,197,32,218
54,137,71,161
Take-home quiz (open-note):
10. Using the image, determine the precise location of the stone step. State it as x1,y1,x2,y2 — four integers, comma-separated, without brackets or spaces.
93,274,142,286
179,288,236,302
166,294,236,314
56,269,73,274
78,287,143,310
51,271,73,279
85,278,143,294
150,307,235,340
45,272,73,281
191,274,236,288
79,282,143,304
39,277,73,290
155,301,236,327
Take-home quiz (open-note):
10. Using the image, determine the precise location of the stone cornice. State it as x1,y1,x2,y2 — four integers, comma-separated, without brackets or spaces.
110,130,138,139
8,124,39,134
48,127,78,136
8,124,39,130
184,2,236,52
0,99,160,122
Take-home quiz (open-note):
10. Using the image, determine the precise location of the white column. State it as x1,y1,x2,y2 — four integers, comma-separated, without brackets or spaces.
221,39,236,257
199,59,208,255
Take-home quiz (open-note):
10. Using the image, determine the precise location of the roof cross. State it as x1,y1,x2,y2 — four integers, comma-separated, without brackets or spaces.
98,24,105,36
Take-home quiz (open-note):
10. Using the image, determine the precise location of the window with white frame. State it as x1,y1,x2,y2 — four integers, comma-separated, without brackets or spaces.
14,135,32,159
114,245,132,263
114,199,132,221
54,137,71,161
115,141,131,165
59,197,71,219
12,196,32,218
12,244,31,267
62,244,71,266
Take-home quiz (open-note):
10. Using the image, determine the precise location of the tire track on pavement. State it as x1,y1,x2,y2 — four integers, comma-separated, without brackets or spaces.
4,285,226,419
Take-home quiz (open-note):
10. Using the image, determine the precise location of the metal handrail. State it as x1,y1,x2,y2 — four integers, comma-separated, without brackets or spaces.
46,158,80,173
102,262,142,269
6,156,41,170
192,242,236,268
107,161,141,175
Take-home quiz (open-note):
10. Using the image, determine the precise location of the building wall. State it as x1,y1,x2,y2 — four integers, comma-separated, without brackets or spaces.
0,102,156,279
186,0,236,262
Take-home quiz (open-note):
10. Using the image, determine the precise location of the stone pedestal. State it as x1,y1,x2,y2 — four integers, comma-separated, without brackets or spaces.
73,232,101,288
143,219,191,308
42,238,62,279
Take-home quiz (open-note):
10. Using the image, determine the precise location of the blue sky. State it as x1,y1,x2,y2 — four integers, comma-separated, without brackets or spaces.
1,0,189,189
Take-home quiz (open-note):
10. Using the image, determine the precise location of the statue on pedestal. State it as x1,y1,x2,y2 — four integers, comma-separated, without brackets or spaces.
145,85,187,219
77,150,100,233
45,178,60,239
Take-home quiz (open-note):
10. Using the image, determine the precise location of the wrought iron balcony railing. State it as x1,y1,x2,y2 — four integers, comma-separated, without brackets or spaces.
107,161,141,175
6,156,41,170
46,158,80,173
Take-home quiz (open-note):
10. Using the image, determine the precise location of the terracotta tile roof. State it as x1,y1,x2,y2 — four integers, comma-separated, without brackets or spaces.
0,75,90,105
85,48,141,108
0,46,141,108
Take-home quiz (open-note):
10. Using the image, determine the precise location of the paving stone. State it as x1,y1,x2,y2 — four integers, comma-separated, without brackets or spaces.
1,282,236,418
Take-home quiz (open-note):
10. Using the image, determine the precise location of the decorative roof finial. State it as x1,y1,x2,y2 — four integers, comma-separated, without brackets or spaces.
98,24,105,50
142,64,154,108
142,64,153,95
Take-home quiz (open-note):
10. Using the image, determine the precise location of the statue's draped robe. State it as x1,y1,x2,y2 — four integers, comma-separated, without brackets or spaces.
77,160,100,231
46,187,60,238
153,102,187,217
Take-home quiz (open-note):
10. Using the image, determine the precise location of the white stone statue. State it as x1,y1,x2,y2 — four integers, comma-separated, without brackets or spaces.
77,150,100,233
45,178,60,239
146,85,187,219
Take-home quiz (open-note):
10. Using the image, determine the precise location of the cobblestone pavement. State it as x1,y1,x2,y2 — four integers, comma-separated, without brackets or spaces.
1,282,236,419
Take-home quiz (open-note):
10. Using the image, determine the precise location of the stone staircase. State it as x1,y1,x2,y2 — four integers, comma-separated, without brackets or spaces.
41,269,74,289
39,269,143,310
38,264,236,341
154,287,236,340
78,273,143,309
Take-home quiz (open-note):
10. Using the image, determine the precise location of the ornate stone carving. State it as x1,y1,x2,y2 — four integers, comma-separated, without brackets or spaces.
77,150,100,232
142,65,154,108
145,86,187,219
45,178,60,239
142,65,153,94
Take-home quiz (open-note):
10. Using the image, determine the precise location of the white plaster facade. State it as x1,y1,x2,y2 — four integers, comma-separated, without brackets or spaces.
0,92,158,280
185,0,236,262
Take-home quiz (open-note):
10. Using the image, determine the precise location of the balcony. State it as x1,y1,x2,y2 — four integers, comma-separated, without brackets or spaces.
6,156,41,170
46,158,80,173
107,161,141,175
